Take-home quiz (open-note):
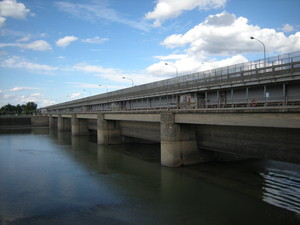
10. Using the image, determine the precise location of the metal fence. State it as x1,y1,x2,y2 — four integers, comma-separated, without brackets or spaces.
47,51,300,110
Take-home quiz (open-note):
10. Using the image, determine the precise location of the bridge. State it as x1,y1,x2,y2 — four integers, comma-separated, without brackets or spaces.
43,51,300,167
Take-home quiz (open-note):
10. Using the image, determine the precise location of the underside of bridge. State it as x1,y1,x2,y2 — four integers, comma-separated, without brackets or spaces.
47,108,300,167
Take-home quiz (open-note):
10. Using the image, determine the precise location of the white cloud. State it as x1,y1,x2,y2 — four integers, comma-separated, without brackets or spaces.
0,0,31,27
56,36,78,48
82,36,109,44
161,11,300,55
72,62,167,85
73,63,121,76
0,56,58,72
146,54,248,77
24,40,52,51
145,11,300,76
0,17,6,27
9,86,36,92
69,92,81,99
17,35,31,42
0,90,54,108
145,0,227,26
0,40,52,51
0,0,31,19
55,1,151,31
281,24,294,33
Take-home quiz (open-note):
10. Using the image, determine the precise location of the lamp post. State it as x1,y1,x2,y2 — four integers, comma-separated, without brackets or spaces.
99,85,108,92
165,62,178,77
250,36,266,67
83,89,91,96
122,76,134,87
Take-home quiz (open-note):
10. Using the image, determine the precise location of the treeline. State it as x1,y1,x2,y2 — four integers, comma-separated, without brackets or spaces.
0,102,38,115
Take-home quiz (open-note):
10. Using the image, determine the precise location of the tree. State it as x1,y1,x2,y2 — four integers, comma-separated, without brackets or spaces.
0,102,38,115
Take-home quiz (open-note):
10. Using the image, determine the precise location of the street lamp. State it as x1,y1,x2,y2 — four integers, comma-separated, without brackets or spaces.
165,62,178,77
122,76,134,87
250,36,266,67
83,89,91,96
99,85,108,92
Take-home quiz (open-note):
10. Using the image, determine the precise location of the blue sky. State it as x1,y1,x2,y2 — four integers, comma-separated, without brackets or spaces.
0,0,300,107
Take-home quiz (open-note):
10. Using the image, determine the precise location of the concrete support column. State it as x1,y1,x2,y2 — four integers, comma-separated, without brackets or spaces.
71,114,80,135
160,112,199,167
57,115,64,131
71,114,89,135
49,116,54,128
160,112,182,167
97,113,109,144
97,113,122,145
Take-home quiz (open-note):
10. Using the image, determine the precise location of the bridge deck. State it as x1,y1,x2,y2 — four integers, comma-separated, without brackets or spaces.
44,51,300,113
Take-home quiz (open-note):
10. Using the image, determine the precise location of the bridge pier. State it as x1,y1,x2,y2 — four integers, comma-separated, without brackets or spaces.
57,115,64,131
71,115,89,135
57,115,71,131
97,113,122,145
49,116,55,128
160,112,200,167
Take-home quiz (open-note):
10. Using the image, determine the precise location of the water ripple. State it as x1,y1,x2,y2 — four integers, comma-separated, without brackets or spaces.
261,169,300,214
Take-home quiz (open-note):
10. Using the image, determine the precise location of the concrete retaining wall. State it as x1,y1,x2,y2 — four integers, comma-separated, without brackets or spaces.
0,116,31,126
0,116,49,127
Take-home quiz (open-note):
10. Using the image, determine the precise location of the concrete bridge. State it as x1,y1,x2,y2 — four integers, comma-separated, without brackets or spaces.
44,51,300,167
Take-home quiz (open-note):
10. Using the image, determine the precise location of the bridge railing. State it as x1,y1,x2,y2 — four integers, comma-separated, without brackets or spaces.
46,51,300,111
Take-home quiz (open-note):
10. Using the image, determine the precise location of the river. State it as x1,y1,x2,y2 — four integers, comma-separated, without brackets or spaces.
0,127,299,225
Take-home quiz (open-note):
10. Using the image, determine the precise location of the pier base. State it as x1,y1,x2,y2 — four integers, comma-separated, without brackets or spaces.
160,112,199,167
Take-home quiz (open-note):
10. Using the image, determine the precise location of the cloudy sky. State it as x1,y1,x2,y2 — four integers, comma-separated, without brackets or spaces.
0,0,300,107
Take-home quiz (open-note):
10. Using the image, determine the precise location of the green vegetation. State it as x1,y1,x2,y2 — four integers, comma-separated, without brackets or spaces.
0,102,38,115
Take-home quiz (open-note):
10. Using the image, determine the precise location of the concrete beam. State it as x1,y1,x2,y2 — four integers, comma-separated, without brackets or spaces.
105,113,160,122
77,114,97,119
175,112,300,129
61,115,71,118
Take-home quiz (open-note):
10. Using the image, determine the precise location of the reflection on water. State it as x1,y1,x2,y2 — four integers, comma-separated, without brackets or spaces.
0,128,300,225
261,163,300,214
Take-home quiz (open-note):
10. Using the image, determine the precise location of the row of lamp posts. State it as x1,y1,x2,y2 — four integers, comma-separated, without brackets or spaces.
83,37,266,97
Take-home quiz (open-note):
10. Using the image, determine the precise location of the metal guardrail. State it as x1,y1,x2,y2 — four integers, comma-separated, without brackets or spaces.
46,51,300,110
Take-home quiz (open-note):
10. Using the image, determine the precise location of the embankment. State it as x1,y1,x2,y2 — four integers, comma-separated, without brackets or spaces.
0,116,49,127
